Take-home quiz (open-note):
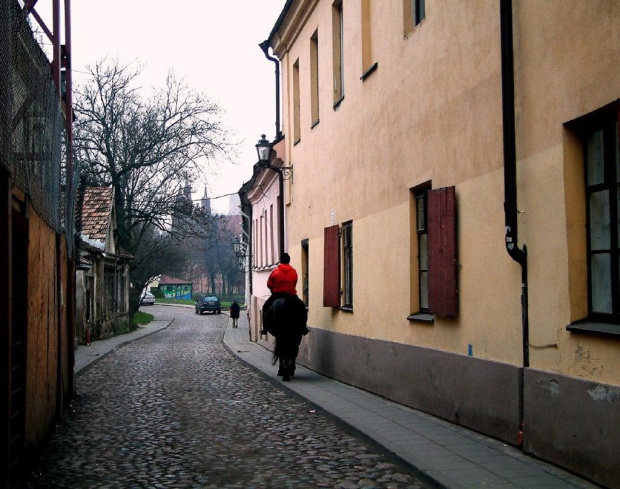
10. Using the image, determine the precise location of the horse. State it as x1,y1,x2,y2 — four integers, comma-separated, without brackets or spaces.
263,294,308,381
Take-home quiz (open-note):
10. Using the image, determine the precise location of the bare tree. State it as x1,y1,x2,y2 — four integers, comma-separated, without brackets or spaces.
73,59,230,308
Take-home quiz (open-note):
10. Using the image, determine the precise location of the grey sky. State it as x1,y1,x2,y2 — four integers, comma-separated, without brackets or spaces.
35,0,285,213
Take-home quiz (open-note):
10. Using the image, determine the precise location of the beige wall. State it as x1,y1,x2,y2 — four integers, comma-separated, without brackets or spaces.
515,0,620,385
272,0,620,385
276,0,524,365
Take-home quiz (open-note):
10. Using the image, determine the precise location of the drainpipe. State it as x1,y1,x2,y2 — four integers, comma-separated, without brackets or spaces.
259,41,282,140
500,0,529,447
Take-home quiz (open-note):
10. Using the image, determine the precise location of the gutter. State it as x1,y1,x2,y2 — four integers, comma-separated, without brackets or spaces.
500,0,529,446
259,41,282,141
260,0,297,141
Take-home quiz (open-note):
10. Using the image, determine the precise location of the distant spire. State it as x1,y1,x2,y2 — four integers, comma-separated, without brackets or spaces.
200,185,211,215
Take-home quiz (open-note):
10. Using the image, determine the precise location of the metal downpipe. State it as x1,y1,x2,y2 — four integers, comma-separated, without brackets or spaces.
259,40,282,141
500,0,529,446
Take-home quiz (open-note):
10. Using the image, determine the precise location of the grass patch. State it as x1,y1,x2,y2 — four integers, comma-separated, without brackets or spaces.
133,311,154,325
113,320,138,336
155,297,244,310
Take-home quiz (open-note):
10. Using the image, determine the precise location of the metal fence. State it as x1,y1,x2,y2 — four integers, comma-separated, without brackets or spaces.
1,0,77,255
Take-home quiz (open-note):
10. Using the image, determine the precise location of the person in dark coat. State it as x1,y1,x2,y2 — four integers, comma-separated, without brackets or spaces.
261,253,298,335
229,300,240,328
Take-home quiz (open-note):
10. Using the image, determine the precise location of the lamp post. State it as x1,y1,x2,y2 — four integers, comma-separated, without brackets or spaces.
232,236,247,272
255,135,292,258
255,134,273,164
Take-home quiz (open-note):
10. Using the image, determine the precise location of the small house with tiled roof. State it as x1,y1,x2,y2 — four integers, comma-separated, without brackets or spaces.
158,274,193,300
75,187,132,341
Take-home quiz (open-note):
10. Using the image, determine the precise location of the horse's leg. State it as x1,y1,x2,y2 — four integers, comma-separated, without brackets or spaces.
289,358,296,378
287,334,302,379
282,358,292,381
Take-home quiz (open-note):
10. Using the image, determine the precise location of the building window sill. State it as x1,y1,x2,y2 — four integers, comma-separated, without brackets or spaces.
360,62,378,81
340,306,353,313
566,320,620,338
311,119,320,130
333,95,345,111
407,313,434,324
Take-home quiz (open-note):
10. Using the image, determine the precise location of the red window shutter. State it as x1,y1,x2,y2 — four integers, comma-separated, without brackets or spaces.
427,186,458,317
323,225,340,307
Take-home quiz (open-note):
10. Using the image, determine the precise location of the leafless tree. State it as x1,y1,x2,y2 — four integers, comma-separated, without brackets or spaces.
73,59,231,308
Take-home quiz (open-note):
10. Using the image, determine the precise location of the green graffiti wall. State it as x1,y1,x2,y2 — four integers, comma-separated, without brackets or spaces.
160,284,192,300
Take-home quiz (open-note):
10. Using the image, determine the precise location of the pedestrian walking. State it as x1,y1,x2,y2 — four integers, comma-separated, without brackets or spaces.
229,299,240,328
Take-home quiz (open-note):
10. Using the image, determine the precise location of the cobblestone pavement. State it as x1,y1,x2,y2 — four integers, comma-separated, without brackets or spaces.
27,306,436,489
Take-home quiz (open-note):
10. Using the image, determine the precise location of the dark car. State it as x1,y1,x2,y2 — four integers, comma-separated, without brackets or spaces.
195,295,221,315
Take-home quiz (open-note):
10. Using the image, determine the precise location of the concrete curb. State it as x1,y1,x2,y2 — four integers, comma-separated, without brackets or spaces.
75,319,174,376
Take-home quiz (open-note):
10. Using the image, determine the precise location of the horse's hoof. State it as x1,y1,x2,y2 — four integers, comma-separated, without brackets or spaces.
282,375,291,381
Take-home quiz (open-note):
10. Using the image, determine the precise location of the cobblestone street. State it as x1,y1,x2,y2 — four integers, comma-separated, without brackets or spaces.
27,306,434,489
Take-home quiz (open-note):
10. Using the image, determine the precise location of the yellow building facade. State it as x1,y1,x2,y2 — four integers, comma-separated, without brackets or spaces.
261,1,619,486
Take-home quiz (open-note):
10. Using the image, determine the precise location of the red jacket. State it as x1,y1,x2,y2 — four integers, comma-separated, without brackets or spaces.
267,264,298,295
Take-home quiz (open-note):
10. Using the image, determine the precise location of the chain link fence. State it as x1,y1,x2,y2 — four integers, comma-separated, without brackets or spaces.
1,0,77,255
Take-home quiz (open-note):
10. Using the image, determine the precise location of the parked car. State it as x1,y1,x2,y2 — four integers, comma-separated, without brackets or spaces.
195,295,221,314
140,290,156,306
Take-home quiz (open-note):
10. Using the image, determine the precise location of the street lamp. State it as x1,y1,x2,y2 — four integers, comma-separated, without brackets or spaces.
254,135,292,257
232,236,247,272
232,236,244,256
255,134,273,163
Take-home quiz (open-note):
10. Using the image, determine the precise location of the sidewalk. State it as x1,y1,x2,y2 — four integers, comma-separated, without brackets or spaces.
74,319,173,374
224,313,601,489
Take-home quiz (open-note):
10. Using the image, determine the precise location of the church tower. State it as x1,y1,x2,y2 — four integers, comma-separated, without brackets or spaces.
199,186,211,216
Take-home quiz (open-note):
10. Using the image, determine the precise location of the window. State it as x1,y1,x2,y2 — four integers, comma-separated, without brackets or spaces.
270,204,275,265
360,0,375,78
310,30,319,127
403,0,426,36
342,220,353,309
414,0,425,26
583,108,619,323
293,59,301,143
253,220,258,269
258,215,263,267
409,186,458,320
416,190,429,312
104,266,117,314
86,276,94,322
323,222,353,310
120,270,126,312
264,209,268,266
332,0,344,106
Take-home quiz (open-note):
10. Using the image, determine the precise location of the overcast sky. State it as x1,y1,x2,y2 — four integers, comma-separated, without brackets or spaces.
36,0,286,213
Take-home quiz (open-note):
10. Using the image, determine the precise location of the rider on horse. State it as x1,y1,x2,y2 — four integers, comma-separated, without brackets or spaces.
261,252,298,333
262,253,309,381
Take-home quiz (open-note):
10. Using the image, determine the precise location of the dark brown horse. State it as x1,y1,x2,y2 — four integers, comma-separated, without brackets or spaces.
264,294,308,381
